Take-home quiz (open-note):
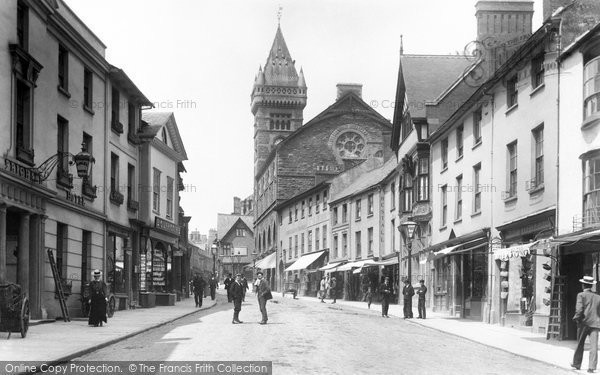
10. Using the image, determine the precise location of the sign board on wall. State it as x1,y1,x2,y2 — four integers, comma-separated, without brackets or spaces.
233,247,248,256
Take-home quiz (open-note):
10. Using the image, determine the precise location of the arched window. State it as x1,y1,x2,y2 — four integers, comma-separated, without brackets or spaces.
161,128,168,144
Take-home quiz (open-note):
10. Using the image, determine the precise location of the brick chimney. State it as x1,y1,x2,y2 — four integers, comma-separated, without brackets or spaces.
475,1,534,75
336,83,362,100
233,197,241,215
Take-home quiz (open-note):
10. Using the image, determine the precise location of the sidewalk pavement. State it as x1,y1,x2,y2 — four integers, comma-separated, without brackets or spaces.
288,293,585,372
1,296,217,363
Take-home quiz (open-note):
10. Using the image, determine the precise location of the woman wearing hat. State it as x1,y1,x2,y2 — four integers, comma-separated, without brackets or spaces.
88,269,108,327
572,275,600,372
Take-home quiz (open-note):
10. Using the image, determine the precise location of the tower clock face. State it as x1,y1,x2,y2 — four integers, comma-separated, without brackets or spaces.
336,131,365,158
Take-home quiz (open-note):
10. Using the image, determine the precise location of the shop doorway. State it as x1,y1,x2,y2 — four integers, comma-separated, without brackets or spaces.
560,252,589,340
463,247,488,320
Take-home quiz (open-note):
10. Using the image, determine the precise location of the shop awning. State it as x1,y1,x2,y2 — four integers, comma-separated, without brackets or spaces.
319,262,346,271
336,260,369,272
432,238,487,260
254,252,276,269
493,241,539,261
367,258,398,266
552,229,600,244
285,251,326,272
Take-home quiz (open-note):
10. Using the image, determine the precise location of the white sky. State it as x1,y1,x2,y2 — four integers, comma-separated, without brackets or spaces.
66,0,543,234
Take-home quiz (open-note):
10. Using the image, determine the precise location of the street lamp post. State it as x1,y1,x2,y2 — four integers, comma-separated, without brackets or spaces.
400,221,418,284
211,243,217,276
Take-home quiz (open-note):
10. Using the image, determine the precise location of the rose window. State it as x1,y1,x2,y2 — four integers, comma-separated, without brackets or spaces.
336,132,365,158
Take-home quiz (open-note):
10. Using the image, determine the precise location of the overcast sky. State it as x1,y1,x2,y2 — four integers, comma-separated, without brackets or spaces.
66,0,543,234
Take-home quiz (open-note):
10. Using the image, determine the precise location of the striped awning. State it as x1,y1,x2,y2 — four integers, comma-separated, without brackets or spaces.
493,241,539,261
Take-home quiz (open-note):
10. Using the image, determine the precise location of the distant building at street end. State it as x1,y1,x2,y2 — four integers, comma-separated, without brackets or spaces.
251,24,394,291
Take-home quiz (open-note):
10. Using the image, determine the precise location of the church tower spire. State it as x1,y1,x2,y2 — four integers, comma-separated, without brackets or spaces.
251,24,307,176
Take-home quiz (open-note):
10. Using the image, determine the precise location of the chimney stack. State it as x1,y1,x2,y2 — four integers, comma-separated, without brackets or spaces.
233,197,241,215
475,0,534,75
336,83,363,100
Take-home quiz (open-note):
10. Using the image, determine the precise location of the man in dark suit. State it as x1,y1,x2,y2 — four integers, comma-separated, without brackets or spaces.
256,271,270,324
379,277,393,318
191,274,206,308
224,273,233,303
230,274,244,324
402,278,415,319
571,276,600,372
330,277,337,304
241,276,249,302
208,274,218,300
417,279,428,319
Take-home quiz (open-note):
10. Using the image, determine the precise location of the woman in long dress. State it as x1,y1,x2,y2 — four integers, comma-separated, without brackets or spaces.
88,269,108,327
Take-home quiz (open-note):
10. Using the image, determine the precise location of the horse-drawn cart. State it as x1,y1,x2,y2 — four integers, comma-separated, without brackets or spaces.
0,283,29,339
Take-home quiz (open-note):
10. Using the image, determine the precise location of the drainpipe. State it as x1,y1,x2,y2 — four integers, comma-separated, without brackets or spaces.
555,18,562,242
481,89,495,324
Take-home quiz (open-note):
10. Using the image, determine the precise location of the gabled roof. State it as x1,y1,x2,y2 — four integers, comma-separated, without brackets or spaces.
256,91,392,178
330,157,397,203
141,112,188,161
401,55,475,119
263,25,299,86
217,214,254,240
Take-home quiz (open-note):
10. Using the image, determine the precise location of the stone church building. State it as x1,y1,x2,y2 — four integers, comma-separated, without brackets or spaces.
251,25,394,286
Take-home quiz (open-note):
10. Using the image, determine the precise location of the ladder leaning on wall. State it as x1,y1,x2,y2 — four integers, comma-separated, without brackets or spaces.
546,275,565,340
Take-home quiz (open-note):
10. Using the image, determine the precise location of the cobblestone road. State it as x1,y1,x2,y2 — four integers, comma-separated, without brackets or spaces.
77,293,570,375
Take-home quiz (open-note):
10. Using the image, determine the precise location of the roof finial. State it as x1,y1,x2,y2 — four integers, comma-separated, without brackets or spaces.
400,34,404,56
277,5,283,26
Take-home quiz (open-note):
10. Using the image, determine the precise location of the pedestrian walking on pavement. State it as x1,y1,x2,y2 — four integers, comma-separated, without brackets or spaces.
319,276,327,303
230,274,245,324
192,273,206,308
224,273,233,303
379,277,393,317
208,274,218,300
571,275,600,372
402,278,414,319
256,271,272,324
366,286,373,309
88,269,108,327
241,276,249,302
330,277,337,304
417,279,428,319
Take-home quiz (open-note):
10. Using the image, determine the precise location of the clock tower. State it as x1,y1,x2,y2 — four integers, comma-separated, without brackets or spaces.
251,25,307,177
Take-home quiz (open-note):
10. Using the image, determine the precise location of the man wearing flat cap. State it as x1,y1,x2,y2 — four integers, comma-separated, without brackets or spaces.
230,274,244,324
571,275,600,372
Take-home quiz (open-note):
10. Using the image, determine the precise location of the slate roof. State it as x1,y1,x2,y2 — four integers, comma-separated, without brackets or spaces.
402,55,475,119
256,91,392,178
217,214,254,240
330,157,397,203
263,25,299,86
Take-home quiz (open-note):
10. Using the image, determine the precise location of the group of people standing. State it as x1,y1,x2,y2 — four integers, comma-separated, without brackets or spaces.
319,275,338,304
375,277,428,319
191,273,219,308
225,271,272,325
318,274,427,319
